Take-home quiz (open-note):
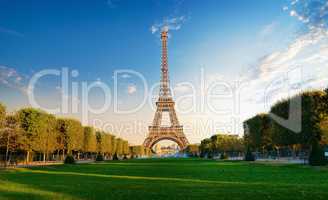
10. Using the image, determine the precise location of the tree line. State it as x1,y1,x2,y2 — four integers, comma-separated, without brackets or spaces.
129,145,152,158
243,89,328,165
0,104,135,165
197,134,244,158
186,89,328,166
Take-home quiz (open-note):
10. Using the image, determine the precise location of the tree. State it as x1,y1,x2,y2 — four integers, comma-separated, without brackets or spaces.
0,103,5,128
199,138,212,158
243,89,328,163
122,140,129,156
83,126,97,156
56,118,83,158
115,138,123,156
0,114,22,166
309,140,326,166
17,108,46,162
211,134,243,154
185,144,200,157
320,117,328,146
96,131,109,156
35,113,57,162
130,145,145,158
102,133,113,158
111,135,117,155
243,114,272,152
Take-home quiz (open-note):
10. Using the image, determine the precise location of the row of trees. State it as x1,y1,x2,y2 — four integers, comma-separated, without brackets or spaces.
243,89,328,165
0,104,131,165
199,134,244,158
129,145,152,158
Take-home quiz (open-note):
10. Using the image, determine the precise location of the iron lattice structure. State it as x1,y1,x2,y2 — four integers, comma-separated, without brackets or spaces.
143,31,189,150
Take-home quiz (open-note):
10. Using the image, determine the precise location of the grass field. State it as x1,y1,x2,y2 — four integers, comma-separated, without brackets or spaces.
0,158,327,200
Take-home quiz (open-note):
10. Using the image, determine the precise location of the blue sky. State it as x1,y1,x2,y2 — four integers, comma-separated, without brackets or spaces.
0,0,291,80
1,0,327,144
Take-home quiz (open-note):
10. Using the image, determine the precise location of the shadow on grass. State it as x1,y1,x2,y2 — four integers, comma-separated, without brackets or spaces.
1,159,328,200
0,191,49,200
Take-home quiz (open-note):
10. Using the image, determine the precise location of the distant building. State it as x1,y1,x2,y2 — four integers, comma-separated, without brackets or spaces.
155,143,179,156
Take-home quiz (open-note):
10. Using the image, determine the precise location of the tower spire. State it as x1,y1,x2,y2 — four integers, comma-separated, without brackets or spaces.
159,30,171,98
143,28,189,151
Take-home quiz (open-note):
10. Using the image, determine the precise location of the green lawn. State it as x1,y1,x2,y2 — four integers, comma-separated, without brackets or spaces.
0,158,327,200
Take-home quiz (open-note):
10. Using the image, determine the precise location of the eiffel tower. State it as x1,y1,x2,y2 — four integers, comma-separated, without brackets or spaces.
143,30,189,150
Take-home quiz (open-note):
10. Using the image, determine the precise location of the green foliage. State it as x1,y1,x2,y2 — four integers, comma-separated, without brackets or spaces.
244,113,272,151
17,108,52,158
64,155,75,164
211,134,244,153
130,145,148,157
122,140,130,155
185,144,200,157
0,114,22,165
115,138,124,156
102,133,113,154
200,134,243,158
56,118,83,154
270,91,327,147
309,141,327,166
0,103,6,128
244,89,328,165
83,126,97,153
319,117,328,146
0,102,132,163
199,138,212,158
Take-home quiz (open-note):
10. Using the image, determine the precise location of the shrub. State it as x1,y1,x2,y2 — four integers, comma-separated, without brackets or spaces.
207,154,213,159
64,155,75,164
245,147,255,161
112,153,119,160
95,154,104,162
220,153,228,160
309,141,327,166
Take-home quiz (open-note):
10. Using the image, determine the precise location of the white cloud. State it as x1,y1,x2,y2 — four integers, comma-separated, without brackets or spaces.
240,28,328,109
150,16,187,34
174,83,192,93
0,65,27,93
287,0,328,29
259,21,278,37
127,85,137,94
291,0,299,5
290,10,298,17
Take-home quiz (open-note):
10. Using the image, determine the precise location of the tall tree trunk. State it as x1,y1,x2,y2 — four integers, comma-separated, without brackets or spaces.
8,151,12,166
43,152,46,162
57,150,60,161
26,151,30,164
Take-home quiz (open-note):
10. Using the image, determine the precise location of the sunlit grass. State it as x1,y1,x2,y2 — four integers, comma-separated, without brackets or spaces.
0,158,327,200
0,180,78,200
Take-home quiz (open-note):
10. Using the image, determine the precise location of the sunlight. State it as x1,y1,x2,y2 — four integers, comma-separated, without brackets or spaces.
17,168,313,188
0,180,77,199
